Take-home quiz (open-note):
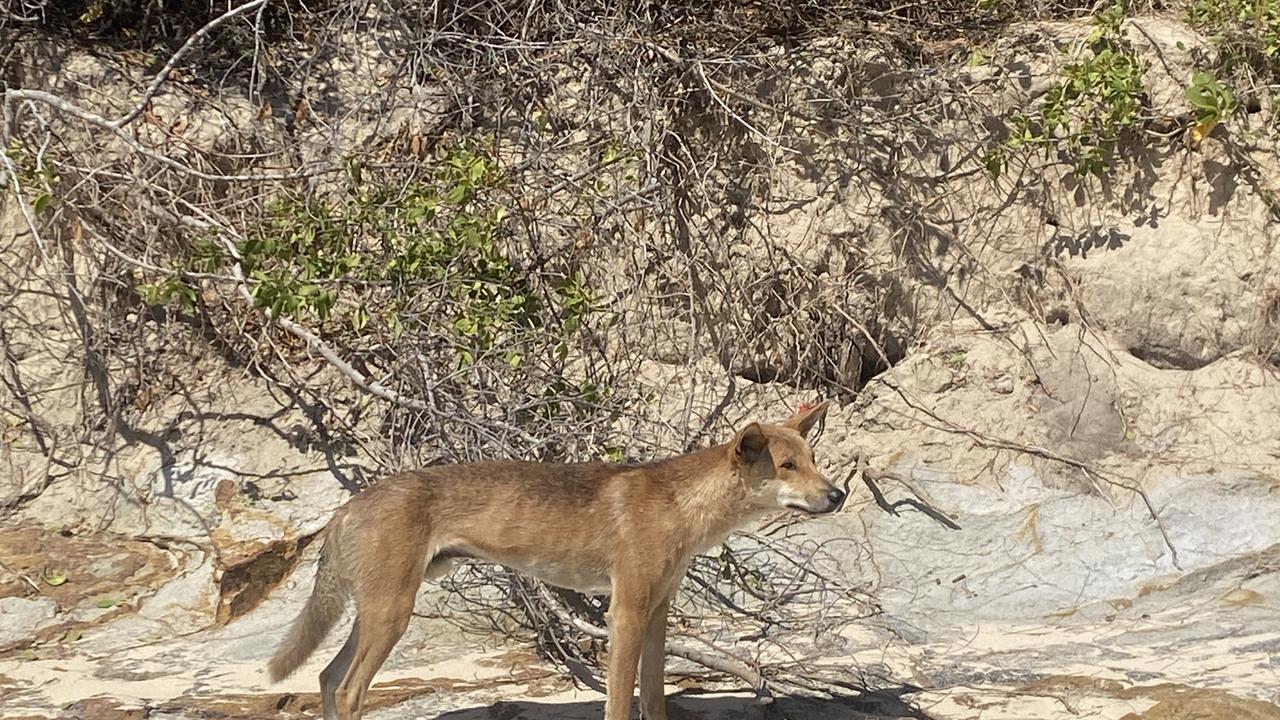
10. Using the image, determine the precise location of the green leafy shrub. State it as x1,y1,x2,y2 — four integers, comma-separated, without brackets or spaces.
1187,0,1280,71
985,1,1147,179
146,145,598,370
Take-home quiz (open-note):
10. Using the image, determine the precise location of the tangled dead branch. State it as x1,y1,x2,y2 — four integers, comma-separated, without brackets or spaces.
430,522,884,701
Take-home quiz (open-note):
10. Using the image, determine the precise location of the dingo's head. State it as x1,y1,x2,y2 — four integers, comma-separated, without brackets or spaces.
731,400,844,514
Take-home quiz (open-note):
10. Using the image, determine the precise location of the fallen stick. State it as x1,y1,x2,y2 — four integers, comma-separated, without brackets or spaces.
533,584,775,705
845,455,961,531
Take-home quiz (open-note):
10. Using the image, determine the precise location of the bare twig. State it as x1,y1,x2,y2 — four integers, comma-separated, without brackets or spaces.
848,457,962,531
0,557,43,594
2,89,328,183
533,583,772,700
113,0,272,130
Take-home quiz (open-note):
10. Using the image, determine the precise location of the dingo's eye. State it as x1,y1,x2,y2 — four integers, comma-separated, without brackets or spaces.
781,460,796,470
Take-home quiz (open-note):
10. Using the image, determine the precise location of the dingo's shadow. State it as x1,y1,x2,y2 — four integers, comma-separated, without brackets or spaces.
435,687,930,720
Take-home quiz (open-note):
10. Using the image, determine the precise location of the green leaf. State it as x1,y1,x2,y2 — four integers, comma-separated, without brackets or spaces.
444,185,469,205
982,148,1005,181
314,291,335,320
32,193,50,215
351,305,369,332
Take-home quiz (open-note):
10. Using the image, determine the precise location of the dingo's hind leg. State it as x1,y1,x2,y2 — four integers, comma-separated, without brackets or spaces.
329,523,433,719
319,626,357,720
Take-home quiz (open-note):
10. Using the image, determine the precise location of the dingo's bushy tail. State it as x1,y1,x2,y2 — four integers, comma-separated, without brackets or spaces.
267,522,348,682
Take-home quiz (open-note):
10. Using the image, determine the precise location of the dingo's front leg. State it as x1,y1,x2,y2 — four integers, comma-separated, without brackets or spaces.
605,578,654,720
639,595,672,719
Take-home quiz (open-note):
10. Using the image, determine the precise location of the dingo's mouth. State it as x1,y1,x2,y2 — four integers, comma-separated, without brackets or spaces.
785,502,832,514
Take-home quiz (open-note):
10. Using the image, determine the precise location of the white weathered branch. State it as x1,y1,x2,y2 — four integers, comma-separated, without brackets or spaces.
114,0,271,130
533,584,770,697
2,88,322,183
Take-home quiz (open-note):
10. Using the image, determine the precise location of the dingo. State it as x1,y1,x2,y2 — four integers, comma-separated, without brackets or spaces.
267,401,843,720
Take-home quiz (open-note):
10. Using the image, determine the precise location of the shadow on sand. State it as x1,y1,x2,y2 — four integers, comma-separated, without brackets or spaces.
434,687,930,720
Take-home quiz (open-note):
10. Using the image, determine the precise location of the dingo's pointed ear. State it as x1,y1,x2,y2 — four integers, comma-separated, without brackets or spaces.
783,399,829,438
734,423,769,464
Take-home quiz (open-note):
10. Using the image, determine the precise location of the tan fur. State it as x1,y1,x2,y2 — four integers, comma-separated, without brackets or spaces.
267,401,842,720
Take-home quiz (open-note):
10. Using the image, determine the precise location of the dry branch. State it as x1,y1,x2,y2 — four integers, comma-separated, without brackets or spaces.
533,583,773,701
112,0,271,130
848,455,962,531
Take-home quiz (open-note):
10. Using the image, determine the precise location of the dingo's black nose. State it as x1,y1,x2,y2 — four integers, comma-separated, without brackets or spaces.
827,488,845,508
